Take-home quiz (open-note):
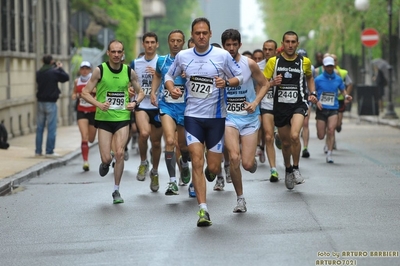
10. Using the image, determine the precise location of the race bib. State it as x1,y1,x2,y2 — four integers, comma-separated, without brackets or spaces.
189,76,213,98
106,91,125,110
261,88,274,104
165,85,185,103
320,92,335,106
79,97,93,108
277,85,298,104
227,97,247,115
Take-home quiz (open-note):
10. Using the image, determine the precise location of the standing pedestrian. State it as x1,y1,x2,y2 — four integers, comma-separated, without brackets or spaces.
35,55,69,158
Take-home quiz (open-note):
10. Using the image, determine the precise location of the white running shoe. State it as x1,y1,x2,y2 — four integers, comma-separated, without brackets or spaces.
293,169,305,184
233,198,247,213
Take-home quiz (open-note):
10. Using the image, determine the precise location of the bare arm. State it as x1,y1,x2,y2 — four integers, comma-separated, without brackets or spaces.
150,71,162,106
249,59,270,107
306,74,318,104
81,67,108,110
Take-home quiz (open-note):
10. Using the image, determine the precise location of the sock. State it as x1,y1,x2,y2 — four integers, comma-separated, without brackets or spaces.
170,177,177,183
141,160,148,166
271,167,277,172
81,141,89,161
151,168,158,175
114,185,119,191
180,150,190,164
293,165,299,170
224,162,230,168
165,151,176,179
237,194,244,200
286,166,293,173
199,203,208,212
327,150,332,156
303,146,307,150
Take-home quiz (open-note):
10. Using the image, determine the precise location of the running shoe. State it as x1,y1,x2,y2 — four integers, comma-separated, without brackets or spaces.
180,156,191,184
111,151,116,168
326,156,334,164
256,145,266,163
83,161,90,172
204,167,217,182
188,183,196,197
270,169,279,182
150,170,159,192
213,176,225,191
165,181,179,195
302,149,310,158
274,132,282,150
197,209,212,227
136,160,149,181
249,159,258,173
99,163,110,177
150,148,153,164
233,198,247,213
293,169,305,184
224,165,232,183
336,125,342,133
285,171,295,190
178,177,185,186
112,190,124,204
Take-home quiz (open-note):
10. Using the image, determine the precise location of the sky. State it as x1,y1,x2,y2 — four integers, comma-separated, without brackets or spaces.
240,0,266,41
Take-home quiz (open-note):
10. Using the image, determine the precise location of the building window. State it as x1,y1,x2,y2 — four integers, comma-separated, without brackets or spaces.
43,0,48,54
28,0,34,53
10,0,16,51
1,0,8,51
19,0,25,52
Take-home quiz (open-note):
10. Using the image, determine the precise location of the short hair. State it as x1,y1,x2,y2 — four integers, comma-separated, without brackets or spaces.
211,43,221,48
142,32,158,43
282,31,298,42
168,29,185,42
191,17,211,32
253,49,264,56
107,40,124,51
221,29,241,45
42,54,53,64
187,37,194,48
263,39,278,50
242,50,252,57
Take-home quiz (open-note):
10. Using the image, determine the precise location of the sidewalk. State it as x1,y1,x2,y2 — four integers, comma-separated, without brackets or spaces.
0,125,96,195
1,105,399,196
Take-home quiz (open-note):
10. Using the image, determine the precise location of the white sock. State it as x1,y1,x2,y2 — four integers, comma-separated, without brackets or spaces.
141,160,148,165
327,150,332,156
114,185,119,191
170,177,177,183
199,203,208,212
237,194,244,200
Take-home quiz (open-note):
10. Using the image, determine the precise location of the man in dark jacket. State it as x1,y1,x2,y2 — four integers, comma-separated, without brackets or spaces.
35,54,69,157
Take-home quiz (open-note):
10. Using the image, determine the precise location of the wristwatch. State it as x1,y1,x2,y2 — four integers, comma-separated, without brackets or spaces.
225,80,230,87
132,100,140,108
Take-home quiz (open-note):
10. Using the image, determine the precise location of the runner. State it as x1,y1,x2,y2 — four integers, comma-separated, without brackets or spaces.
164,17,243,226
71,61,97,171
131,32,163,193
150,29,191,196
81,40,144,204
221,29,270,212
263,31,318,190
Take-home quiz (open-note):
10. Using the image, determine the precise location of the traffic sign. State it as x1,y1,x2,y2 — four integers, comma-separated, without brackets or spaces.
361,28,379,48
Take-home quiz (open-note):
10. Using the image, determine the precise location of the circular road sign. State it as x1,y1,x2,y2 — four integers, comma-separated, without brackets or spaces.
361,28,379,48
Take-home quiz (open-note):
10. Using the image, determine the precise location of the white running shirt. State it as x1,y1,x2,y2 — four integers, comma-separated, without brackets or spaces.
165,45,242,118
133,55,159,109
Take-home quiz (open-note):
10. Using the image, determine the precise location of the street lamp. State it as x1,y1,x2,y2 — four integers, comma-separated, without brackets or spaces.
383,0,399,119
354,0,369,84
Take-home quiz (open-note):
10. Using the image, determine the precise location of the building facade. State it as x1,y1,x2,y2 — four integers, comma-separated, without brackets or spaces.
0,0,70,139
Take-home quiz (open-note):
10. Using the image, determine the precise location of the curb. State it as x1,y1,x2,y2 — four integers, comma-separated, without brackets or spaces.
0,142,98,196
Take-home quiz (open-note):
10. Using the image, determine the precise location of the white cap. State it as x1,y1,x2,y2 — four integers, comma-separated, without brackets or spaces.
80,61,91,68
323,56,335,66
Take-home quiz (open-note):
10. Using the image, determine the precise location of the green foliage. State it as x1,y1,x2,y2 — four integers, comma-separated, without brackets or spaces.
147,0,201,55
70,0,141,62
257,0,399,61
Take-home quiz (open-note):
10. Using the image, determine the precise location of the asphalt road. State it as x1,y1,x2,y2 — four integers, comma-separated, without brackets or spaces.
1,118,399,266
